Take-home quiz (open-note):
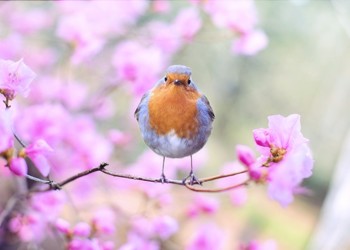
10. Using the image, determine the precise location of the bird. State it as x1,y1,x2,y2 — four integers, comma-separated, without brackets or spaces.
134,65,214,185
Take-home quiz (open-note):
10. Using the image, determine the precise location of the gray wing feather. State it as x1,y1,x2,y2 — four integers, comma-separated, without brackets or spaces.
134,93,148,121
200,95,215,121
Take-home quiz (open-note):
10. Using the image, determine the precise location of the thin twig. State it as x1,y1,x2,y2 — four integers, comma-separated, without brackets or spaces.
0,195,18,227
25,174,52,184
200,170,248,183
184,180,249,193
13,132,26,147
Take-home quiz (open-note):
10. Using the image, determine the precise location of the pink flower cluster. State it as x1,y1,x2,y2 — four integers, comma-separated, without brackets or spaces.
236,114,313,206
202,0,268,55
8,191,65,242
55,208,116,250
240,239,277,250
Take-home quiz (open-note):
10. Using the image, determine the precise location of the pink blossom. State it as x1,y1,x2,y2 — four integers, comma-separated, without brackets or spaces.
172,7,202,42
108,129,132,147
56,14,104,64
186,194,219,218
56,1,148,37
57,81,88,111
68,238,100,250
73,222,91,237
9,157,27,176
253,128,271,147
112,41,165,96
25,139,53,155
204,0,258,33
8,8,52,35
27,76,61,104
55,218,71,234
147,21,182,55
152,215,179,240
0,34,23,60
63,116,112,170
119,233,160,250
236,144,256,167
186,223,224,250
218,162,248,206
240,239,277,250
15,103,69,144
101,241,115,250
130,216,155,239
24,139,53,176
253,114,313,206
30,191,66,218
91,208,116,235
147,8,201,55
0,58,36,100
233,30,268,56
152,0,171,13
9,213,46,242
92,97,116,120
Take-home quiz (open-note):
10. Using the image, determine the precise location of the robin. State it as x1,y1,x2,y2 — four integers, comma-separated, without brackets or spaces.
134,65,214,184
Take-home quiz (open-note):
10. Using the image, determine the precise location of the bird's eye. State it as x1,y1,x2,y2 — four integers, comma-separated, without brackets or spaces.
164,77,168,82
187,79,191,85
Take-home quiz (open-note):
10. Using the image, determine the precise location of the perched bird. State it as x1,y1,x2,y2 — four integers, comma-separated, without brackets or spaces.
134,65,214,184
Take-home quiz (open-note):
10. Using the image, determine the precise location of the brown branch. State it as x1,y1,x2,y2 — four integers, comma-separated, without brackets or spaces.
28,162,250,194
100,168,185,186
0,195,18,227
200,170,248,183
33,163,109,192
184,180,250,193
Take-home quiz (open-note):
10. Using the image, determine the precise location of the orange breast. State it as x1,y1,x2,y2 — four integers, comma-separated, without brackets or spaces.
148,84,201,139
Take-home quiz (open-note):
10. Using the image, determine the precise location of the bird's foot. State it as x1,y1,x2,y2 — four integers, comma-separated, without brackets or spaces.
158,174,168,184
182,172,202,186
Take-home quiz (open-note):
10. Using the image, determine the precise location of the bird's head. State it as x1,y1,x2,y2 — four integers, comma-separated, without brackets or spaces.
163,65,195,90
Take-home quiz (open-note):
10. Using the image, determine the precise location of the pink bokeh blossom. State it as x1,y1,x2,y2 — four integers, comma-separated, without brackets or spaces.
112,41,165,96
232,30,268,56
240,239,277,250
172,7,202,42
204,0,257,33
186,223,224,250
152,215,179,240
152,0,171,13
8,213,46,242
73,222,91,237
56,14,104,65
186,194,219,217
218,162,249,206
91,208,116,235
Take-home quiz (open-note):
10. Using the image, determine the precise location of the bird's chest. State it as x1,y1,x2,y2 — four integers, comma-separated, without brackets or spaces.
148,87,200,139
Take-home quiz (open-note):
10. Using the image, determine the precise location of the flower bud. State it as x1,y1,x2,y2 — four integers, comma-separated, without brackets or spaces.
236,145,255,167
253,128,271,147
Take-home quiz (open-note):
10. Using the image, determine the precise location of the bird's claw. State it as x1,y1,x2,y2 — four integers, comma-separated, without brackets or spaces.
182,172,202,186
158,174,168,184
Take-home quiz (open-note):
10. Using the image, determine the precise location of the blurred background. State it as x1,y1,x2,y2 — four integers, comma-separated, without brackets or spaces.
1,0,350,249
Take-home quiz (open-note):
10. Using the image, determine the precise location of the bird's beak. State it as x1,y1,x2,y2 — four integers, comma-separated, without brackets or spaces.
174,79,181,86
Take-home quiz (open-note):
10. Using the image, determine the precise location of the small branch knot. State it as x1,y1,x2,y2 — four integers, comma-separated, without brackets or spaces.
99,162,109,170
50,181,62,190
